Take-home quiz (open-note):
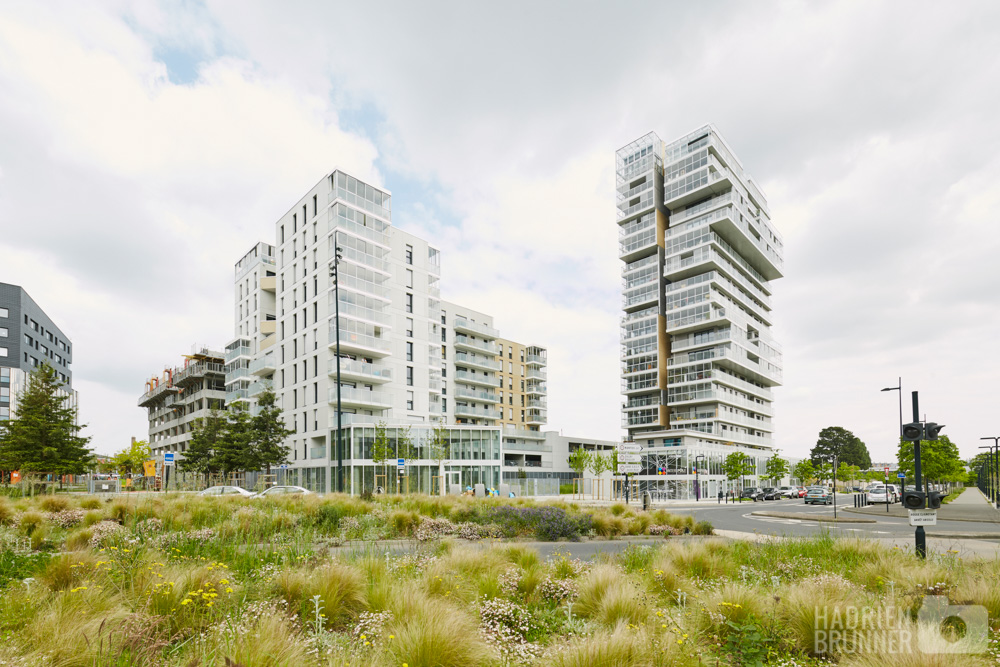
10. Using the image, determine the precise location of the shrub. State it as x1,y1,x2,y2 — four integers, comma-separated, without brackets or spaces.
65,528,93,551
415,517,456,541
482,506,590,541
390,509,420,537
18,511,45,536
692,520,714,535
88,520,124,548
83,510,104,527
78,497,102,510
609,503,628,516
0,499,12,526
38,496,69,513
385,596,491,667
50,509,85,529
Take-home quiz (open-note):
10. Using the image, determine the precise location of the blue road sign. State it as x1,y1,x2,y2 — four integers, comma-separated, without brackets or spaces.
897,472,905,479
397,458,405,468
164,452,175,463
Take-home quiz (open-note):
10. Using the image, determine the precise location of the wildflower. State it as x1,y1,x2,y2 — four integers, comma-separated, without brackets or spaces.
181,599,191,606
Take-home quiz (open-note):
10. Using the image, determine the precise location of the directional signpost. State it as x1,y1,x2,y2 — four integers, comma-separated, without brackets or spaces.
617,443,643,503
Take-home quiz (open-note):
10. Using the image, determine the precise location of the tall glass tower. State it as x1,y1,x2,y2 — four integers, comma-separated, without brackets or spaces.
617,125,784,498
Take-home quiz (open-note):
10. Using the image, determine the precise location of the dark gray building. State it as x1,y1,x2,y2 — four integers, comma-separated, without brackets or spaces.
0,282,74,421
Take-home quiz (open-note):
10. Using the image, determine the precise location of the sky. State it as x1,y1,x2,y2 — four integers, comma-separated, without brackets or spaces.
1,1,999,464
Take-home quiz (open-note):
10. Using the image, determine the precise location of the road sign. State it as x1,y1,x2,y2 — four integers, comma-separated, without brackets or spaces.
619,453,642,463
164,452,174,464
884,467,889,473
908,509,937,527
397,458,405,468
897,472,906,479
617,464,642,474
617,443,642,453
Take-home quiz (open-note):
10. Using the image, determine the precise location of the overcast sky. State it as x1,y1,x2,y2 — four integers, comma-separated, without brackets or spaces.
2,1,998,463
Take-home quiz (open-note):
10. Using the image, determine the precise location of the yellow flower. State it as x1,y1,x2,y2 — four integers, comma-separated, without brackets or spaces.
180,599,191,606
389,635,394,640
225,588,233,593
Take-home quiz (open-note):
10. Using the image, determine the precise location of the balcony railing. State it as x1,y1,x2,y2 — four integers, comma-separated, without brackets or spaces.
455,370,498,387
329,329,392,354
225,346,252,363
455,386,499,403
525,354,546,366
453,317,499,339
329,386,392,407
249,354,276,376
329,358,392,382
526,367,546,381
454,334,499,355
455,352,502,371
454,404,501,419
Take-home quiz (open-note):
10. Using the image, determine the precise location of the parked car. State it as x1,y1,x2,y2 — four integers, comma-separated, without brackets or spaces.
198,485,254,497
867,485,891,504
885,484,900,503
740,487,763,501
777,486,798,498
253,485,313,498
795,486,808,498
805,487,833,505
760,487,781,500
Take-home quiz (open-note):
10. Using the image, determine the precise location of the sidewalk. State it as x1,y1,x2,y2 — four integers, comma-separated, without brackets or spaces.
844,487,1000,524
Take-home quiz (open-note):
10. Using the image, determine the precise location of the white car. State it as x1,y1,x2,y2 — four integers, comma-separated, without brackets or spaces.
867,486,891,504
253,485,314,498
198,485,254,497
777,486,798,498
885,484,900,503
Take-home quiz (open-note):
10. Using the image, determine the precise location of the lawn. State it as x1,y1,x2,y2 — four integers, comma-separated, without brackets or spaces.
0,493,997,665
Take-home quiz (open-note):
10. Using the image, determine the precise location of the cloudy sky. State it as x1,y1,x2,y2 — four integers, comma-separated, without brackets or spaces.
2,1,998,463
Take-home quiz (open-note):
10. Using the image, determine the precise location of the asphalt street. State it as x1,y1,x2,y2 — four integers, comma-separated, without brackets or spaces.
667,497,1000,540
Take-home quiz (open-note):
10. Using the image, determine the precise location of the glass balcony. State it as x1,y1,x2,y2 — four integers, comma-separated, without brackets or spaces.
455,352,502,371
453,317,499,340
454,334,499,355
526,367,546,381
249,354,276,376
455,386,499,403
329,386,392,409
454,404,501,419
328,329,392,357
328,358,392,384
455,370,498,388
525,353,546,366
224,346,252,363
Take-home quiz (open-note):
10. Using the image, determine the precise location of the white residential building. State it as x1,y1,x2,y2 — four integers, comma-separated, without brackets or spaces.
617,125,784,498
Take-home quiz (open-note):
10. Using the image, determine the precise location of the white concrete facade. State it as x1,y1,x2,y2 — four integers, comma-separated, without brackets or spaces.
618,125,785,498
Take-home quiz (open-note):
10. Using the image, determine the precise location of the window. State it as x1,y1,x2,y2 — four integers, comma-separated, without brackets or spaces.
406,342,413,361
406,367,413,386
520,350,524,362
312,194,317,217
442,398,447,412
0,328,7,337
292,213,297,232
406,269,413,288
405,293,413,314
406,318,413,338
441,313,446,324
441,328,446,342
0,347,6,357
280,225,285,243
509,362,513,373
405,244,413,265
509,408,514,420
0,308,6,318
406,391,414,411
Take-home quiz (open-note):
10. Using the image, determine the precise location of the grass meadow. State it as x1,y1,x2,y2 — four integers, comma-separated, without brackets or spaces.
0,493,997,666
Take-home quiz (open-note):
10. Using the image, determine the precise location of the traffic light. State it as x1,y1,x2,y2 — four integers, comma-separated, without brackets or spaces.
924,423,945,440
927,491,944,509
902,491,926,510
902,423,923,442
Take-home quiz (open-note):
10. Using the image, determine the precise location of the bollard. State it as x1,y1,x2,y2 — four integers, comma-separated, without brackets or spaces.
642,491,651,511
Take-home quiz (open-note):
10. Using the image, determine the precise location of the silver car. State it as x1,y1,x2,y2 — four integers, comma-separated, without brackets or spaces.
253,485,314,498
198,485,254,497
867,486,891,504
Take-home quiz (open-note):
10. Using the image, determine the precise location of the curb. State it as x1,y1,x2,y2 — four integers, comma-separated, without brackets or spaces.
842,507,1000,525
750,511,876,524
925,532,1000,540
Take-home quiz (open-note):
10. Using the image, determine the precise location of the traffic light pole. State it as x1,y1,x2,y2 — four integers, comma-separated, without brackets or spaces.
911,391,926,559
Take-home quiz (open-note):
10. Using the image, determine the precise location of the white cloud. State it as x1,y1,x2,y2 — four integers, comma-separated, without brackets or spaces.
2,1,999,465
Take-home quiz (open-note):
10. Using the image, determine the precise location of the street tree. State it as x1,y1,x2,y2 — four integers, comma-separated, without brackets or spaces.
897,435,964,484
568,448,590,480
180,409,225,485
428,424,450,495
0,362,92,476
110,438,151,476
723,452,754,494
214,405,253,477
370,421,393,491
249,387,293,475
792,459,815,486
810,426,872,469
764,453,789,486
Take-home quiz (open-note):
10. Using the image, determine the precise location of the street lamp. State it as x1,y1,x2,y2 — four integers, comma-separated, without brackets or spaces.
978,445,993,505
694,454,706,501
329,234,344,494
881,377,903,437
980,437,1000,508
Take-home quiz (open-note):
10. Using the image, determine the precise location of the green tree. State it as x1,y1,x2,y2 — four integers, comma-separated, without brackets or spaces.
897,435,964,484
723,452,754,494
792,459,815,485
764,454,789,486
428,424,450,496
0,363,92,476
249,387,293,475
810,427,871,469
214,405,253,476
587,452,609,477
370,421,393,491
109,439,151,490
568,448,590,478
180,409,225,485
